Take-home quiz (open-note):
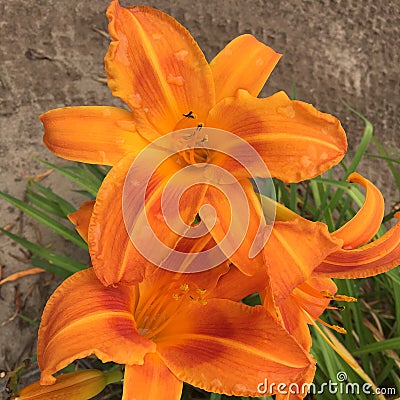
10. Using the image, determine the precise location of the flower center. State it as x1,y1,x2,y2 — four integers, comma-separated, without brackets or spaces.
134,280,207,341
293,282,357,334
173,111,211,165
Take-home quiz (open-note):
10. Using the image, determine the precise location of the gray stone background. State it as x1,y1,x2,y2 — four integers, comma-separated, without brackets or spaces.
0,0,399,394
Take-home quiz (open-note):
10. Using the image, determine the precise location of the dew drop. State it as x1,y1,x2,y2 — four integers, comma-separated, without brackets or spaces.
166,74,185,87
96,151,107,164
128,179,141,187
320,151,329,160
174,49,189,61
152,32,162,40
144,107,149,113
138,327,150,336
277,105,296,118
300,155,312,168
129,93,142,109
256,58,264,66
156,212,164,221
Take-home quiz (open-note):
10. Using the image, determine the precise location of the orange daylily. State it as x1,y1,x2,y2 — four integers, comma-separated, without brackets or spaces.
41,0,347,286
14,369,122,400
37,266,316,399
212,172,400,399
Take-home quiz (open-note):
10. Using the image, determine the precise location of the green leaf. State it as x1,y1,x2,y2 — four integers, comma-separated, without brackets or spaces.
0,228,86,275
29,180,76,216
352,337,400,355
37,159,100,197
0,191,87,250
26,189,66,218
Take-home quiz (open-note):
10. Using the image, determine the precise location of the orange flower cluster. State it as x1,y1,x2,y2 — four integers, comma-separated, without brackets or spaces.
19,1,399,399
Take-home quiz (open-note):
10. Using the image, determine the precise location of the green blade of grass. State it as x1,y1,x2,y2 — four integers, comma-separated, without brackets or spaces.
17,313,40,328
38,159,100,197
0,228,86,274
31,256,75,279
26,189,66,218
289,183,297,212
370,137,400,190
366,153,400,165
29,180,76,215
324,104,373,214
84,164,107,181
352,337,400,355
0,191,87,250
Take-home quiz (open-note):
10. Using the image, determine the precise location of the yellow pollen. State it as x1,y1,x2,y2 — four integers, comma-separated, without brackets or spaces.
196,288,206,295
172,293,181,300
333,295,358,302
315,316,347,334
180,283,190,293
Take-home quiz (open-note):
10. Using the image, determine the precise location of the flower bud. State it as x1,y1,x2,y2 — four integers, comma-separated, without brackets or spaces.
13,369,122,400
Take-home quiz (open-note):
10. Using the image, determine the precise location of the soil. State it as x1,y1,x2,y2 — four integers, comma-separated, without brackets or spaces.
0,0,399,397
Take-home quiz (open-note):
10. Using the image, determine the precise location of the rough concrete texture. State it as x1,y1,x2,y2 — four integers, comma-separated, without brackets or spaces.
0,0,399,394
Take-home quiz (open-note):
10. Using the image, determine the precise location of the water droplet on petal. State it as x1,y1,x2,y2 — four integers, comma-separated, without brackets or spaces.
129,93,142,109
320,151,329,160
166,74,185,87
152,33,162,40
174,49,189,61
256,58,264,66
156,212,164,221
277,105,296,118
143,107,149,113
97,151,107,164
300,155,312,168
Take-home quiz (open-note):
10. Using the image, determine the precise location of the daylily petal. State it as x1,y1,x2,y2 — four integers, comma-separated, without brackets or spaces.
315,213,400,278
38,269,155,385
207,90,347,182
279,295,312,352
200,179,268,276
89,150,208,285
68,200,95,242
123,354,182,400
88,154,152,286
40,106,148,165
105,1,215,140
210,34,281,101
208,264,267,302
264,218,342,304
280,277,337,351
295,277,338,322
332,173,384,248
156,299,315,397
